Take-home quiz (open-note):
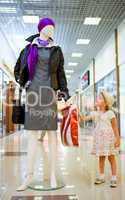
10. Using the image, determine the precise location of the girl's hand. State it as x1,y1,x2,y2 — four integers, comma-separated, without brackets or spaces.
80,115,85,121
78,112,93,122
114,137,120,148
78,112,84,121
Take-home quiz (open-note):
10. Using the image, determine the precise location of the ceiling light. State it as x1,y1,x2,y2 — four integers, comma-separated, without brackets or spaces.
76,39,90,45
68,62,78,66
84,17,101,25
0,0,14,3
72,53,83,57
66,75,71,79
65,70,74,73
0,7,16,13
77,157,81,161
23,15,39,23
24,0,44,2
60,167,66,170
38,167,43,171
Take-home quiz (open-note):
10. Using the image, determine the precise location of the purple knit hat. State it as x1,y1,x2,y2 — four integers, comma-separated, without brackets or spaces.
38,18,55,32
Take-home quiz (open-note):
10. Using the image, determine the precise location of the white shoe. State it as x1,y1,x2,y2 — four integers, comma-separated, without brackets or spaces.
94,177,105,185
16,174,33,191
110,180,117,188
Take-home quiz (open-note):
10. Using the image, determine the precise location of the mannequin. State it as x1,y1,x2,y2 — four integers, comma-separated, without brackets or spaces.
15,18,69,191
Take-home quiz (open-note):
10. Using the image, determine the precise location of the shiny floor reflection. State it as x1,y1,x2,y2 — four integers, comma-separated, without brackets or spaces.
0,130,125,200
11,195,78,200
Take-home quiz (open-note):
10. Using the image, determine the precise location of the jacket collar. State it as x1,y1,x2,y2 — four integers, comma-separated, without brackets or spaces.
25,34,54,43
25,34,40,43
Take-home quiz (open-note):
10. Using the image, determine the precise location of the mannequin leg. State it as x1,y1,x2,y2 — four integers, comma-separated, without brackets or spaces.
17,131,38,191
48,131,58,187
38,130,46,142
38,133,49,181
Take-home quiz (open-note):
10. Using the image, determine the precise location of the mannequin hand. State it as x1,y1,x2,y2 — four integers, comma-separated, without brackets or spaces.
57,99,67,112
114,137,120,148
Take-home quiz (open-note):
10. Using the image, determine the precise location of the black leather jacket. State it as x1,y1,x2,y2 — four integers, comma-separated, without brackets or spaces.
14,34,70,100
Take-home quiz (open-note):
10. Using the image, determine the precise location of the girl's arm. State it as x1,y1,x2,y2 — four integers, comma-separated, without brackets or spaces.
111,117,120,148
78,111,93,121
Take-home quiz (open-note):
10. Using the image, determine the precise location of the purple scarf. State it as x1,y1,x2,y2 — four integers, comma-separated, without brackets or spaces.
27,38,50,81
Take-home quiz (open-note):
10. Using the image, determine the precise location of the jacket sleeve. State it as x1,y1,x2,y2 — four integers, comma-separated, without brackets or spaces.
57,48,70,101
14,49,25,83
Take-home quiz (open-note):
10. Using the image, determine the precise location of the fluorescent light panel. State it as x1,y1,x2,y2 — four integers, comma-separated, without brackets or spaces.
66,75,71,79
72,53,83,57
65,70,74,73
24,0,43,2
23,15,39,23
0,7,16,13
68,62,78,66
84,17,101,25
76,39,90,45
0,0,14,2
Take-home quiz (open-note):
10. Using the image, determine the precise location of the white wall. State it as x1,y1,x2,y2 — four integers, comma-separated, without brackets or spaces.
118,19,125,137
118,19,125,66
120,64,125,137
95,35,115,83
80,34,115,89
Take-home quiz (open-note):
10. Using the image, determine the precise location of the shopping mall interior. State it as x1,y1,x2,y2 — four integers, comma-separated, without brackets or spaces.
0,0,125,200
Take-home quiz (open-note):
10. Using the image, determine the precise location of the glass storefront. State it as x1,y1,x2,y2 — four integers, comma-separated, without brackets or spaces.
120,64,125,138
79,86,94,129
0,68,10,137
79,70,117,130
80,86,94,113
0,69,2,135
95,69,117,111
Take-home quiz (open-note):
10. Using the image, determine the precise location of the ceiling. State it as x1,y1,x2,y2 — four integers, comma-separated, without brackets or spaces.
0,0,125,95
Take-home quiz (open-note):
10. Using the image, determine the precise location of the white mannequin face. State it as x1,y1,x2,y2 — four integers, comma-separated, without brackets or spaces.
40,25,55,40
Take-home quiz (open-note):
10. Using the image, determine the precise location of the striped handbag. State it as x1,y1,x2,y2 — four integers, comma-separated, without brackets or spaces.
61,104,79,146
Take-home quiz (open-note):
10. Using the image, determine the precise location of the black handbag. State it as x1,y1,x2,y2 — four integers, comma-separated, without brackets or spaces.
19,64,29,87
12,88,25,124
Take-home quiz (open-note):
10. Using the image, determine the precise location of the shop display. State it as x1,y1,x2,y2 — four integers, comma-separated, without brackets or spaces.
81,70,90,90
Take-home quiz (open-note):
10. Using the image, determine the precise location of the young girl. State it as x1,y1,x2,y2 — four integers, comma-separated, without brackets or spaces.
80,90,120,188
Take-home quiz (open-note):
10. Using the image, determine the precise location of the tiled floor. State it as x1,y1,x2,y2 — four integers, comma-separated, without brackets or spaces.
0,129,125,200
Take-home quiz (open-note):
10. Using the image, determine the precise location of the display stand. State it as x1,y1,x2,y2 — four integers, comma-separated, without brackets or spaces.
28,179,65,191
28,131,65,191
